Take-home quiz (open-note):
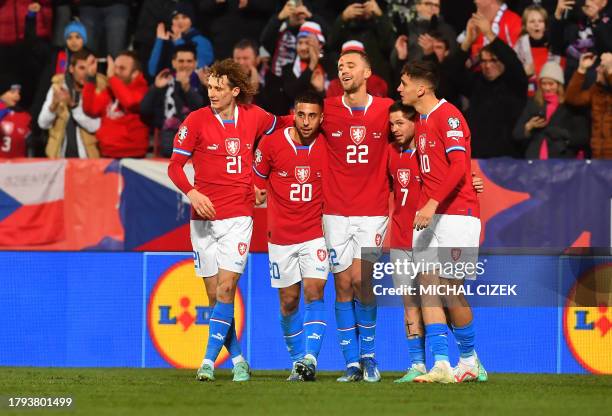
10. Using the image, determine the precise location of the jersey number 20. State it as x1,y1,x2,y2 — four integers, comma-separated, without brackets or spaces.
290,183,312,202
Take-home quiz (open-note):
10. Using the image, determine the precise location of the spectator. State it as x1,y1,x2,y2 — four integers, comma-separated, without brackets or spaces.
82,51,149,158
0,79,31,158
282,22,328,102
148,2,214,78
451,13,527,158
134,0,187,79
79,0,130,58
550,0,612,81
232,39,265,103
260,1,326,78
391,0,457,65
141,45,205,158
513,62,589,158
565,52,612,159
330,1,395,85
0,0,52,46
327,40,389,97
38,49,101,159
457,0,522,64
514,5,562,96
198,0,277,60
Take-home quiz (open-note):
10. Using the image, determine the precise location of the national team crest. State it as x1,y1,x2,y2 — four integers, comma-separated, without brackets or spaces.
350,126,366,145
225,138,240,156
451,248,462,261
418,134,427,152
317,249,327,262
375,233,383,247
238,242,248,256
448,117,461,130
295,166,311,184
397,169,411,188
177,126,188,145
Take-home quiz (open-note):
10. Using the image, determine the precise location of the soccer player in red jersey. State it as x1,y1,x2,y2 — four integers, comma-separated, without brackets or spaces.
167,59,288,383
387,102,486,383
253,91,328,382
398,60,484,383
321,50,394,382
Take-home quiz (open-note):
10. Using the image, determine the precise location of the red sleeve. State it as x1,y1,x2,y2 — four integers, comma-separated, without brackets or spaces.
82,81,110,117
167,113,200,195
440,114,468,153
432,150,466,203
108,77,145,112
253,136,272,189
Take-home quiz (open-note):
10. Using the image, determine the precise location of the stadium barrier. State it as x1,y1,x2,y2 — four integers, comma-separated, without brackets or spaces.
1,251,610,374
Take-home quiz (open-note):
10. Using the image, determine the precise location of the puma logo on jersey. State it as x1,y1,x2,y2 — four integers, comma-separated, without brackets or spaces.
373,132,382,139
207,144,219,151
332,130,342,137
295,166,311,184
278,171,288,177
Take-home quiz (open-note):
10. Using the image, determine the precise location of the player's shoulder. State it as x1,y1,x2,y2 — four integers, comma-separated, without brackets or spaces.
433,101,466,124
323,96,343,111
185,106,212,122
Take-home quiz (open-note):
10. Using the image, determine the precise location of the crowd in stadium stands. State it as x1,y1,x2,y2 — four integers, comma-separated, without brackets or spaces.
0,0,610,159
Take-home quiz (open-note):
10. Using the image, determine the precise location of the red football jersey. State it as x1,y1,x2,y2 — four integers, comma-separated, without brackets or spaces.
254,127,326,245
415,99,480,217
321,95,394,216
170,104,279,220
388,144,421,249
0,111,31,158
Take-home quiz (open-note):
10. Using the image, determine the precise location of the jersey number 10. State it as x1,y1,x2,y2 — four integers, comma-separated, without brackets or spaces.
420,154,431,173
290,183,312,202
226,156,242,174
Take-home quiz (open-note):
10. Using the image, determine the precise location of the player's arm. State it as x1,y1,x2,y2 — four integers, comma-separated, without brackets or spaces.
253,137,272,205
472,172,484,194
414,150,466,230
167,114,216,219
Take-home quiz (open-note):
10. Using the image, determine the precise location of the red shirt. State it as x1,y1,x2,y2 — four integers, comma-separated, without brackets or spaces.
321,95,394,216
0,110,31,158
471,7,521,57
415,99,480,217
388,144,420,249
169,104,279,221
253,127,326,245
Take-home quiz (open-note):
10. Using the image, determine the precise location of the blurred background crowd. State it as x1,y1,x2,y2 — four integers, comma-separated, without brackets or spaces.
0,0,610,160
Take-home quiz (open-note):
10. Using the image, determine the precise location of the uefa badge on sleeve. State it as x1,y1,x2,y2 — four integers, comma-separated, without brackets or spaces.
448,117,461,130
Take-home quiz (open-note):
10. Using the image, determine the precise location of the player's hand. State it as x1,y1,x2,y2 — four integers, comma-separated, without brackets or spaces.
342,3,365,21
187,189,216,219
414,199,438,231
555,0,575,20
472,172,484,194
254,185,267,205
395,35,409,61
578,52,596,73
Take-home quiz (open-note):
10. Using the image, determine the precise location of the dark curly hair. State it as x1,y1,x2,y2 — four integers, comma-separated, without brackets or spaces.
209,58,256,104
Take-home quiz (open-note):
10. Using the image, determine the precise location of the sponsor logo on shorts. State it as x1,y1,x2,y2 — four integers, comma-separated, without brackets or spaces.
397,169,411,188
375,233,383,247
238,242,248,256
225,138,240,156
316,267,327,272
147,259,245,368
451,248,462,261
564,264,612,374
350,126,366,145
317,249,327,261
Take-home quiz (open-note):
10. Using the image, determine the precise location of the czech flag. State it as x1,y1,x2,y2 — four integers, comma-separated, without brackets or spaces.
0,160,66,246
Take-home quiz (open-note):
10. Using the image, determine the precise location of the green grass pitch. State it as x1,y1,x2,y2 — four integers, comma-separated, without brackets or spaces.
1,368,611,416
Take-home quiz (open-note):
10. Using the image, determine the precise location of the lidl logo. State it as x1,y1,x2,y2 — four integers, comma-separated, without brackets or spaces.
148,260,245,368
564,263,612,374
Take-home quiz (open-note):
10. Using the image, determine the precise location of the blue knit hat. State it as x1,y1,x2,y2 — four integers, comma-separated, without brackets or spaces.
64,21,87,44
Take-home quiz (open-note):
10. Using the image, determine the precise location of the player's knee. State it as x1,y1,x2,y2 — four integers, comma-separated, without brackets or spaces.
303,285,324,303
280,295,299,315
334,278,353,301
216,281,235,302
